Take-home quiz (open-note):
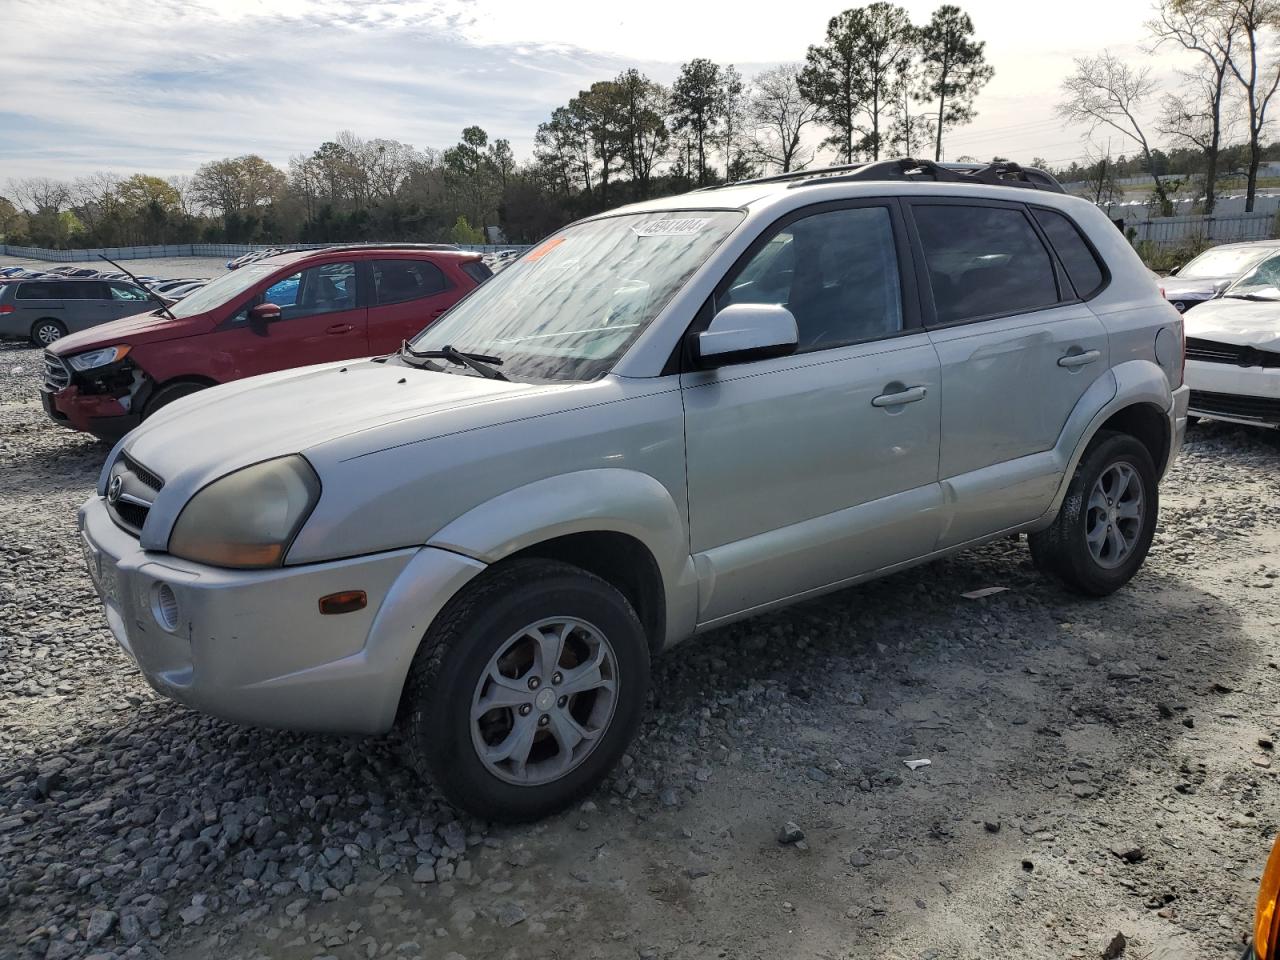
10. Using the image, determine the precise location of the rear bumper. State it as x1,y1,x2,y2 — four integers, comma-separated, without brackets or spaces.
1167,383,1189,474
78,496,486,734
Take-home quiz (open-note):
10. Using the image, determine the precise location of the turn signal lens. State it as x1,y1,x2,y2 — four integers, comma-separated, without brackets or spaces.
1256,834,1280,958
319,590,367,615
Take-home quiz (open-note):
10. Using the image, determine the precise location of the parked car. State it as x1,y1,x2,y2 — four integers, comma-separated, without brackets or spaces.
1162,240,1280,313
76,159,1187,822
161,281,209,301
1183,252,1280,427
0,266,29,277
43,245,492,438
0,278,154,345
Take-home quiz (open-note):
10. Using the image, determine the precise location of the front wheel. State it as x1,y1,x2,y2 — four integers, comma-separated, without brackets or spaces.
1029,431,1159,596
402,558,649,822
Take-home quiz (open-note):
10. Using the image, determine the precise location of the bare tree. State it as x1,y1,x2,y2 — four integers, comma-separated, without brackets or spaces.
1056,52,1172,215
1215,0,1280,210
749,65,819,172
1147,0,1243,213
7,177,70,213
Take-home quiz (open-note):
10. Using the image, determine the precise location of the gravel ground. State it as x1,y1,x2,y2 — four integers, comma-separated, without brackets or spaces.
3,341,1279,960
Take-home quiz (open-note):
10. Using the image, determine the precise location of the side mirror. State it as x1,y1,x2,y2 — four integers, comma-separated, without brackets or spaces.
1169,265,1181,276
248,302,282,333
692,303,798,368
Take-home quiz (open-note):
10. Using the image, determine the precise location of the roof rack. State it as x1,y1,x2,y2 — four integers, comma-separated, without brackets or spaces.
703,158,1064,194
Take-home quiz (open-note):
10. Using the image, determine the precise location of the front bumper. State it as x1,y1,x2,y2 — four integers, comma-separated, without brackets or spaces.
1186,360,1280,427
79,496,485,734
42,385,142,440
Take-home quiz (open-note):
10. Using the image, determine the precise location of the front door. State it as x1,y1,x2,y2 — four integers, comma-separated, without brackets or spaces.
208,260,369,380
683,200,944,625
366,258,459,354
905,199,1112,546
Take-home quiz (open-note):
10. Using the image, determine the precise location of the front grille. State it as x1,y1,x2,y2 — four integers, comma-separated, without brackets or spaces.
43,351,70,391
105,451,165,536
1185,337,1280,368
1189,389,1280,424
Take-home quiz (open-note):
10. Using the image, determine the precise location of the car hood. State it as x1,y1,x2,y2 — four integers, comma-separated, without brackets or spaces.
1183,297,1280,348
115,359,564,546
1161,276,1230,300
50,308,212,356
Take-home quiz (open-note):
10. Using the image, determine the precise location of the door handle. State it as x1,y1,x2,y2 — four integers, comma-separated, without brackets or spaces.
326,323,353,335
871,386,928,408
1058,349,1100,369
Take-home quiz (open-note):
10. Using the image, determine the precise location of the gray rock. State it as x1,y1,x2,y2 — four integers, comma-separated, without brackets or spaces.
86,908,117,945
778,821,805,844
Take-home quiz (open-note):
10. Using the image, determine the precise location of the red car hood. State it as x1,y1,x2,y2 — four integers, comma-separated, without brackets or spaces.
49,309,213,356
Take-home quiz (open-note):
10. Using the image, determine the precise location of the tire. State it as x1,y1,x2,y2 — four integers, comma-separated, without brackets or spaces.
143,381,206,419
1028,430,1159,597
402,558,649,823
30,319,66,346
1186,415,1200,428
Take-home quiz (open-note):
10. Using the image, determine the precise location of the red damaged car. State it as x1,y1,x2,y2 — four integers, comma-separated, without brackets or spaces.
41,245,491,440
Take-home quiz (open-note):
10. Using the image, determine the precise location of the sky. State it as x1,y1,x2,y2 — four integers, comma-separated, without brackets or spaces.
0,0,1198,184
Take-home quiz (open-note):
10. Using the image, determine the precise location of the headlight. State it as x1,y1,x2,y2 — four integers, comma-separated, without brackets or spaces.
168,456,321,568
68,345,131,371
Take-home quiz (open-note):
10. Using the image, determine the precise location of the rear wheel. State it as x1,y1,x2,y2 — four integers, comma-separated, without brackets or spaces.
143,381,207,419
30,319,66,346
1029,431,1158,596
402,558,649,822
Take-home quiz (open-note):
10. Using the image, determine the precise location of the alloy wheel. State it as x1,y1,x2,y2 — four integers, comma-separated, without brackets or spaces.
1085,461,1145,569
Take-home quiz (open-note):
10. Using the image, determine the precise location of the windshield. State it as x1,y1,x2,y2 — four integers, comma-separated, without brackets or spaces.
409,210,745,381
1224,252,1280,301
1178,246,1268,280
166,263,278,318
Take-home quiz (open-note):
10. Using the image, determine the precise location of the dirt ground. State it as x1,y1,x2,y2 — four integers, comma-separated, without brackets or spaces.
2,338,1278,960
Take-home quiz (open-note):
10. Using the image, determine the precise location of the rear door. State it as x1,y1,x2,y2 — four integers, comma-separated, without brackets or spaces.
206,260,368,379
366,258,459,354
905,199,1111,547
16,281,66,331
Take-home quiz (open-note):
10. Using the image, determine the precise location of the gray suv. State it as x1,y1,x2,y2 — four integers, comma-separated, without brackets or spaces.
77,160,1189,821
0,278,152,345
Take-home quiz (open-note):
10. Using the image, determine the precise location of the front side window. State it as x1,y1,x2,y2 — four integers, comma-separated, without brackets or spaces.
373,259,447,306
410,210,744,381
108,282,149,301
913,204,1058,324
719,205,903,351
264,262,356,319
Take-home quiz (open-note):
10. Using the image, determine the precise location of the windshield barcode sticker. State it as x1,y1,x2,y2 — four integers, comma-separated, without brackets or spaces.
632,217,711,237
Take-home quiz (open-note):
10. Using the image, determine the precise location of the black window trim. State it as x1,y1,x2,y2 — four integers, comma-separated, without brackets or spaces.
668,196,924,373
217,259,364,331
369,256,452,307
902,196,1074,331
1027,204,1112,303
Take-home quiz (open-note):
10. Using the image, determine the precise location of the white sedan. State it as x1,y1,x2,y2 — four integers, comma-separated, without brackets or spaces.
1184,254,1280,428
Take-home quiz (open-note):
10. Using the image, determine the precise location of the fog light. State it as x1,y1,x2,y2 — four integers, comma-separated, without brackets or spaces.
319,590,367,615
151,582,180,632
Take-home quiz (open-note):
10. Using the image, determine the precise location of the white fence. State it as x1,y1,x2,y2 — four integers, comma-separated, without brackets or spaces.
0,242,530,262
1118,212,1278,246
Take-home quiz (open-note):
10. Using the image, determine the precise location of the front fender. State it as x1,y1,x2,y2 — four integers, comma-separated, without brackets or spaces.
427,468,698,646
1033,359,1175,527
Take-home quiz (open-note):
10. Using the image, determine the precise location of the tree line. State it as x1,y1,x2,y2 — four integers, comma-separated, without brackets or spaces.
1055,0,1280,215
0,2,994,250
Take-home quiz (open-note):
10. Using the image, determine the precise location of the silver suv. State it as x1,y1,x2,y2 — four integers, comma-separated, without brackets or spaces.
78,160,1189,821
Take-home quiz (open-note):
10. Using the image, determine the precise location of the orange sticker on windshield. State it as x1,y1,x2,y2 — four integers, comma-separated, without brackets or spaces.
524,237,566,262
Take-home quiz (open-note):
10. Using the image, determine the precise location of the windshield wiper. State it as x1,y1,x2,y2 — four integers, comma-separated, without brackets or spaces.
1225,292,1280,301
400,342,509,381
98,255,178,321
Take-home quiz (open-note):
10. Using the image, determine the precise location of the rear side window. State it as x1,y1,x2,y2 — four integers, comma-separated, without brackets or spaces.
17,282,58,300
912,204,1058,325
373,259,448,305
461,260,493,285
1032,208,1106,299
59,282,105,300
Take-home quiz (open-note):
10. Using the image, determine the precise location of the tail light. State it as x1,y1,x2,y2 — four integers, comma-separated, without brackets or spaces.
1255,833,1280,959
0,304,13,315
